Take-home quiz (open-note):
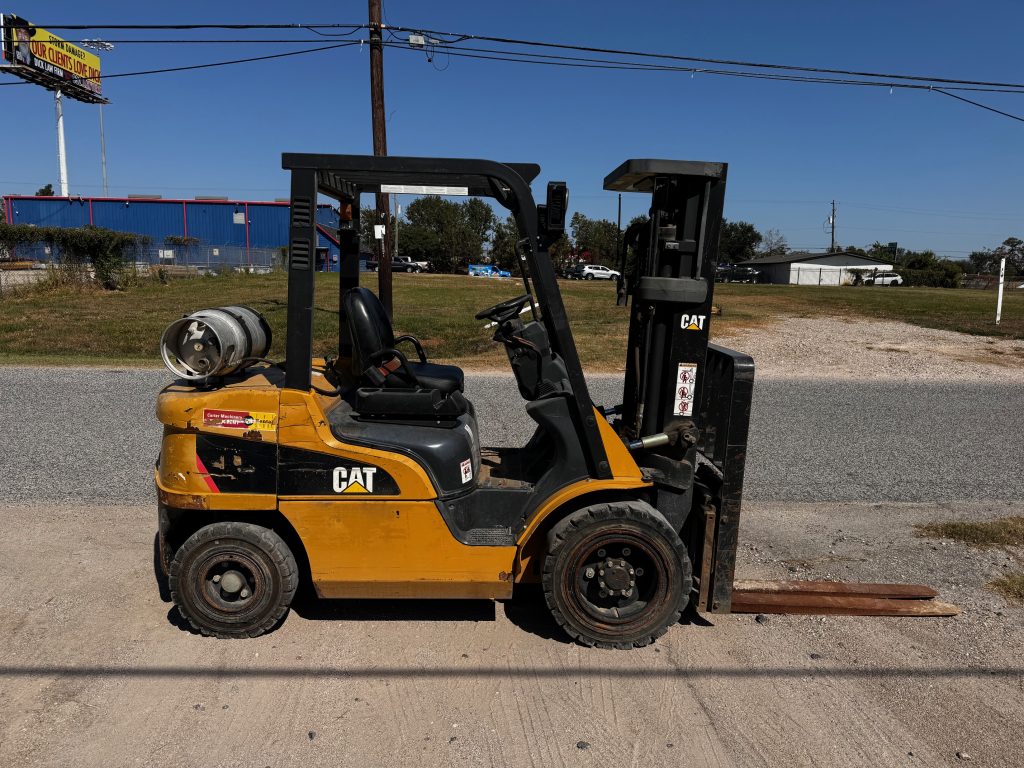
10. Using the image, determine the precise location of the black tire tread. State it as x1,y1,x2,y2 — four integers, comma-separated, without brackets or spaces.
542,501,689,650
169,521,298,640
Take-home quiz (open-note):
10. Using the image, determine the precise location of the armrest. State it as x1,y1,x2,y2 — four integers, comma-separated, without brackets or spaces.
394,334,428,364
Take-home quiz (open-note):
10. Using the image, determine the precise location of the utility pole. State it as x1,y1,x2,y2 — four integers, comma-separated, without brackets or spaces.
830,200,836,252
368,0,393,316
55,90,69,197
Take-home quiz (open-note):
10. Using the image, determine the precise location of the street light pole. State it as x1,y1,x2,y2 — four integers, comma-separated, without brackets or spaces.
81,39,114,197
99,104,108,196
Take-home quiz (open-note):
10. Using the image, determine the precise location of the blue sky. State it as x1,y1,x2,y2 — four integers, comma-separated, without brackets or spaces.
2,1,1022,257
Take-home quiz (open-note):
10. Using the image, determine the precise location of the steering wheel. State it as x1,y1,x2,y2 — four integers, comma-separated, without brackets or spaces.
474,294,532,324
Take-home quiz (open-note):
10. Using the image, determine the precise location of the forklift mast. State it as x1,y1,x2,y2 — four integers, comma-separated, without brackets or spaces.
605,160,729,439
606,160,755,612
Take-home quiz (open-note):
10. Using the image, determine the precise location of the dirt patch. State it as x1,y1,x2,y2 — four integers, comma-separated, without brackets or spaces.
719,316,1024,381
1,500,1022,767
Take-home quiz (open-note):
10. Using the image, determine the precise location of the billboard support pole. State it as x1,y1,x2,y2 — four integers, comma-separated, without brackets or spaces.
55,89,69,196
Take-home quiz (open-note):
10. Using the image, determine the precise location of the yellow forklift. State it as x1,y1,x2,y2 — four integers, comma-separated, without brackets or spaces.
155,154,955,647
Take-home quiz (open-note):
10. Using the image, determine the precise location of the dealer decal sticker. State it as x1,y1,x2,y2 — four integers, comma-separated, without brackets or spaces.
203,408,276,431
672,363,698,417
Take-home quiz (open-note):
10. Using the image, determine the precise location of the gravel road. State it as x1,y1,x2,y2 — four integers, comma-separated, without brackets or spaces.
1,367,1022,505
1,358,1022,767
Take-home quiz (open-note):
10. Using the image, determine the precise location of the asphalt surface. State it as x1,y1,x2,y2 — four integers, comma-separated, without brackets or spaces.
1,366,1021,505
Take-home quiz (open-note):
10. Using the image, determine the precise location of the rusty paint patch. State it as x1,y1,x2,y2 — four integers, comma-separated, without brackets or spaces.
158,488,209,510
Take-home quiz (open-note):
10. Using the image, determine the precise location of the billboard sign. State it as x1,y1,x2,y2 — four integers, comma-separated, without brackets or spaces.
1,14,105,103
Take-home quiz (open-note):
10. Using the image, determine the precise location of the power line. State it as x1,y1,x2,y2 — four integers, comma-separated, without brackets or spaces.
3,25,1022,122
379,40,1024,122
384,41,1024,95
33,23,365,30
28,20,1024,91
932,88,1024,123
0,42,359,85
387,25,1024,91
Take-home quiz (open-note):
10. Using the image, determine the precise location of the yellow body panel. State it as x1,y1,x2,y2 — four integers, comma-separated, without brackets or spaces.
512,410,650,581
280,500,515,599
157,369,649,598
277,388,437,500
157,370,282,438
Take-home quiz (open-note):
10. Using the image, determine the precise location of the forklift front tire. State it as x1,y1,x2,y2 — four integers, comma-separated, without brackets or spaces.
543,501,691,649
169,521,299,639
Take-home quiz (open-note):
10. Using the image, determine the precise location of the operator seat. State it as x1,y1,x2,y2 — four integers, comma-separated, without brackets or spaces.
343,287,465,393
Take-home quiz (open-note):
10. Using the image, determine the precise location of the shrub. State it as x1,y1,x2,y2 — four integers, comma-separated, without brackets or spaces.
0,223,149,290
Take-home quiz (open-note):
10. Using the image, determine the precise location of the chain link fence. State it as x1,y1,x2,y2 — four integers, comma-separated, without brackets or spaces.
1,243,288,293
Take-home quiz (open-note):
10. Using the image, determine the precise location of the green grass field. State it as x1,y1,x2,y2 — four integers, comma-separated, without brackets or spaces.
0,272,1020,370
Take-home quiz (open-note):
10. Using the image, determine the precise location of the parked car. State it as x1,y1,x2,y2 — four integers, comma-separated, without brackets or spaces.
366,255,429,273
864,271,903,286
715,264,763,283
576,264,620,281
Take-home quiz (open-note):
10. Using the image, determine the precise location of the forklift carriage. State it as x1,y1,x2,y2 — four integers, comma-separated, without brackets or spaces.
154,154,955,647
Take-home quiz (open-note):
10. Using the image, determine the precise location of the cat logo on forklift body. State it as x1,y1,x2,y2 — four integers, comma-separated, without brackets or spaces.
333,466,378,494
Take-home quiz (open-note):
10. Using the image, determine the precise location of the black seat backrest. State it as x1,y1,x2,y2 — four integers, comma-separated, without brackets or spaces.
343,287,397,377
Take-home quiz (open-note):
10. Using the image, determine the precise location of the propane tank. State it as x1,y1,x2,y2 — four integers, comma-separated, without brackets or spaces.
160,305,272,380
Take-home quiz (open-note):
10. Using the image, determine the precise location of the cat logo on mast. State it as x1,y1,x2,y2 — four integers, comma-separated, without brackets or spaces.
681,313,708,331
332,466,378,494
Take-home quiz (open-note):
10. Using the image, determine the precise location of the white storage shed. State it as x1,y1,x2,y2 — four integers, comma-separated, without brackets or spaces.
740,252,893,286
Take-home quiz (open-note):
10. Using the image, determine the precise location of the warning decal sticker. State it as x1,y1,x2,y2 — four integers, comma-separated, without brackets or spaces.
460,458,473,485
203,409,276,432
672,363,698,417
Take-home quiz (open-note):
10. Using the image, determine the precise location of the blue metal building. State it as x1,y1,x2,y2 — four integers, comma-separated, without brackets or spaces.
2,194,343,270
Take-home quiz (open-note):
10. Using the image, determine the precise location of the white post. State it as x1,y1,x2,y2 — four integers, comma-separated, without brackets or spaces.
99,104,109,196
996,257,1006,325
55,90,69,196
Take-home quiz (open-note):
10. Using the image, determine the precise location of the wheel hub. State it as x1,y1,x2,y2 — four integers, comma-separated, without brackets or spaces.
600,559,633,592
219,570,246,594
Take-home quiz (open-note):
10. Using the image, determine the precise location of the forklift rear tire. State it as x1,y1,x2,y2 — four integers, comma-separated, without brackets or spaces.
543,501,691,649
169,522,299,639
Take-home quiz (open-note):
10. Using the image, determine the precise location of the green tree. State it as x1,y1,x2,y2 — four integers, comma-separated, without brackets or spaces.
719,220,762,263
758,228,788,258
35,183,54,197
489,215,521,272
400,196,496,273
994,237,1024,276
548,233,572,272
967,238,1021,276
570,212,619,265
460,198,497,266
969,249,998,274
